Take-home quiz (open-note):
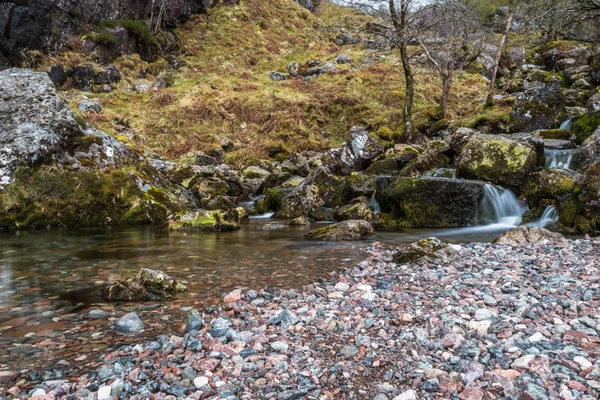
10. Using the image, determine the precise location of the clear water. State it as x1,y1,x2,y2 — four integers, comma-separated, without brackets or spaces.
560,118,572,131
423,168,457,179
545,149,576,169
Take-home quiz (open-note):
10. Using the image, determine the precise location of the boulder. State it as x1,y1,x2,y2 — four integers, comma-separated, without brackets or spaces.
510,78,564,133
524,169,581,207
322,144,356,175
268,71,288,81
78,100,102,113
335,33,361,46
335,54,352,64
493,226,564,244
347,173,376,197
70,65,95,91
48,65,66,86
334,203,374,221
287,62,299,77
456,134,537,189
94,64,121,85
349,126,384,170
101,268,187,302
305,62,338,76
274,167,349,219
393,237,459,265
579,160,600,231
399,140,452,177
0,69,83,188
305,220,375,241
240,166,271,194
380,177,485,228
168,210,241,232
587,93,600,112
575,127,600,171
309,207,334,221
571,111,600,145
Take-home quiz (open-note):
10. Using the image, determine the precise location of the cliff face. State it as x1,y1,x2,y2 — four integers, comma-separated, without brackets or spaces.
0,0,214,69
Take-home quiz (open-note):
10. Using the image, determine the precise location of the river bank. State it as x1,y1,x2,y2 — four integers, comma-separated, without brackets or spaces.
2,233,599,399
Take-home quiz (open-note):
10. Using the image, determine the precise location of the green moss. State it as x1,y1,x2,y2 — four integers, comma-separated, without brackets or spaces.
0,166,166,229
168,210,240,232
537,129,571,140
90,27,117,46
100,19,159,51
264,187,286,211
558,196,581,226
571,111,600,144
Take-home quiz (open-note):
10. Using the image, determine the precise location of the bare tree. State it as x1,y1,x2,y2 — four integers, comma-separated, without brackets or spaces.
485,0,516,107
415,1,484,117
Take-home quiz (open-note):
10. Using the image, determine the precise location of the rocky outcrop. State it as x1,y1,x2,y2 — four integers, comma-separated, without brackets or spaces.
305,220,375,241
101,268,187,302
524,169,581,207
322,126,383,174
380,177,485,228
456,134,538,190
0,69,83,188
510,78,564,133
493,226,564,244
576,127,600,171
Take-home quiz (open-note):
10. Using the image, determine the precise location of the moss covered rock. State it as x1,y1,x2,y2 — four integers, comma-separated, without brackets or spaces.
168,209,241,232
456,134,537,189
334,203,374,222
579,160,600,232
575,127,600,171
571,111,600,144
510,78,564,133
305,220,375,241
380,177,485,228
393,237,459,265
100,268,187,302
524,168,581,207
240,166,272,194
347,173,376,197
399,140,452,177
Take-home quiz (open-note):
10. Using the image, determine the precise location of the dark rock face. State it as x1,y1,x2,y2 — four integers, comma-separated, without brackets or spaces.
70,65,95,91
101,268,187,302
510,78,565,133
0,68,83,188
0,0,214,68
381,177,486,228
94,64,121,84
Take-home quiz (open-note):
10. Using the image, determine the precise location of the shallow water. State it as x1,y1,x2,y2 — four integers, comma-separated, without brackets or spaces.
0,220,516,374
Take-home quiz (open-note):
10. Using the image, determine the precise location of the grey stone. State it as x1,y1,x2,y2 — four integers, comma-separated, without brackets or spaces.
115,312,144,334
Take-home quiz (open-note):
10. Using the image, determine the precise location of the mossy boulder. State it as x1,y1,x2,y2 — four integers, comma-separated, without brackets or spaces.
365,156,414,175
168,209,241,232
228,207,248,223
379,177,485,228
240,166,272,194
100,268,187,302
305,220,375,241
523,168,582,207
509,78,564,133
456,134,537,190
264,187,293,212
571,111,600,145
334,203,374,222
347,173,376,197
274,167,350,219
393,237,459,265
536,129,571,140
399,140,452,177
0,166,168,229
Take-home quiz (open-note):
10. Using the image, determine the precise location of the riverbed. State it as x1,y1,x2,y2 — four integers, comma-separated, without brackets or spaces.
0,219,522,380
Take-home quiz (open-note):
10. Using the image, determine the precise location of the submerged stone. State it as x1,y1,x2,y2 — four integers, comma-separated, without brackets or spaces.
101,268,187,302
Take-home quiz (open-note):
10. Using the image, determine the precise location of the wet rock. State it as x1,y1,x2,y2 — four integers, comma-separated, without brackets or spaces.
456,134,537,189
0,68,83,188
309,207,334,222
576,127,600,171
493,226,564,244
305,220,375,241
101,268,187,302
381,177,486,227
186,310,204,332
168,210,241,232
115,312,144,334
240,166,272,194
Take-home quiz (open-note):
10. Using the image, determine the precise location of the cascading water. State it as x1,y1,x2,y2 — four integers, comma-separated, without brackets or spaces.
526,205,559,228
544,149,576,169
480,184,528,227
369,193,381,214
560,117,573,131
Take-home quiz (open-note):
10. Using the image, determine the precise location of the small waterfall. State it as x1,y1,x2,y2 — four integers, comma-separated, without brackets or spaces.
481,184,528,226
527,205,559,228
369,193,381,214
250,211,275,219
559,118,573,131
423,168,457,179
544,149,576,169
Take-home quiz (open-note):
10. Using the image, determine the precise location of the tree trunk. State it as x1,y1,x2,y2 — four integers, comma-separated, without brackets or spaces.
400,41,414,135
441,70,453,118
486,9,514,107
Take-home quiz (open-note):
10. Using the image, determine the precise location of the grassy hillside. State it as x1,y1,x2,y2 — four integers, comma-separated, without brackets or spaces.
55,0,490,168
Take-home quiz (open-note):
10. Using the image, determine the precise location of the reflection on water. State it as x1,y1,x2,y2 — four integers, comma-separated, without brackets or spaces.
0,220,516,372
